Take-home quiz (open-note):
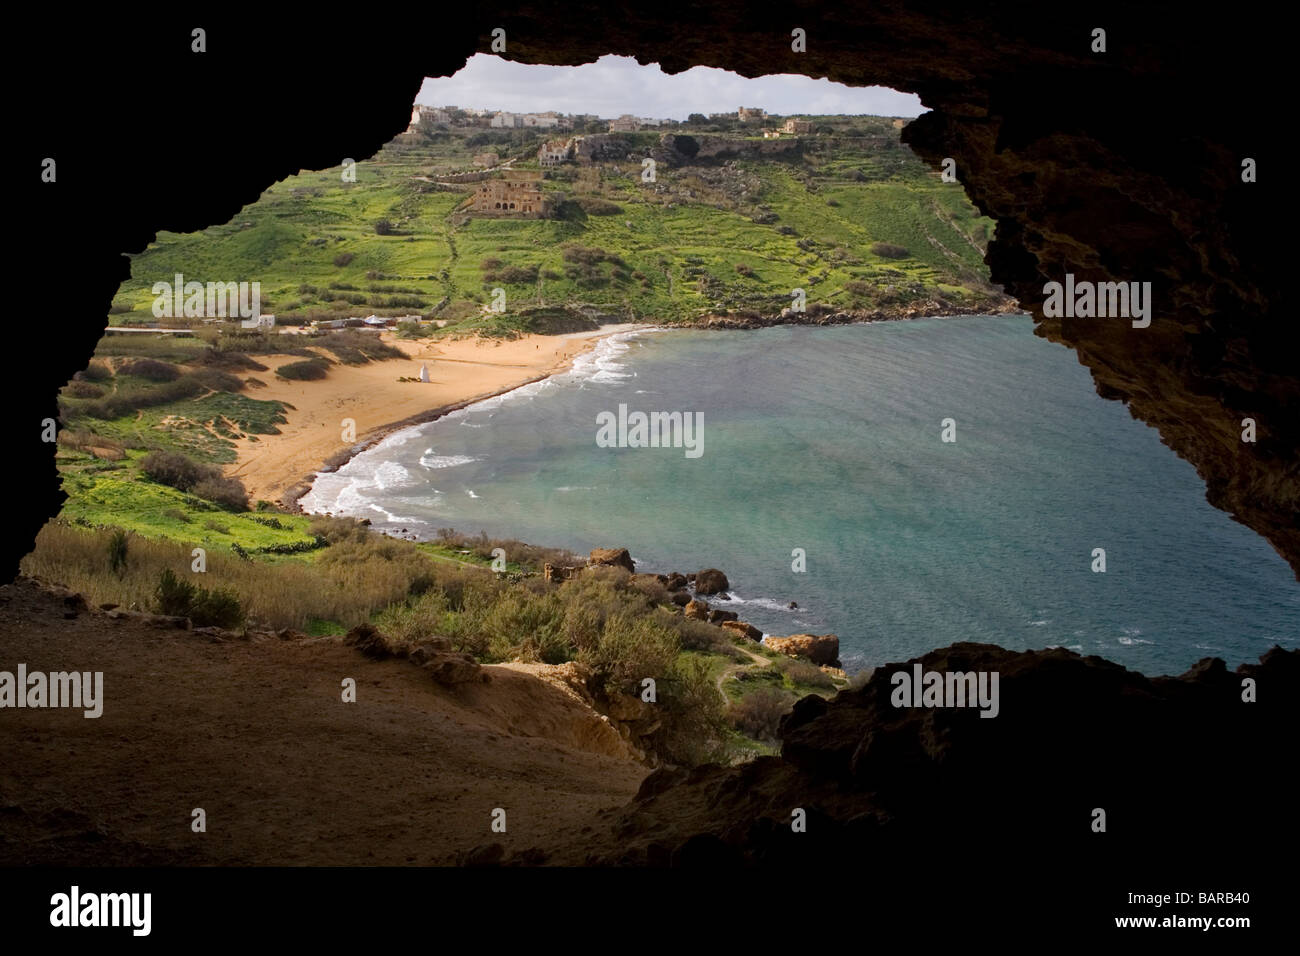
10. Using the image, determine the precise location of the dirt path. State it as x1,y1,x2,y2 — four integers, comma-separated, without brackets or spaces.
0,578,647,866
714,641,770,701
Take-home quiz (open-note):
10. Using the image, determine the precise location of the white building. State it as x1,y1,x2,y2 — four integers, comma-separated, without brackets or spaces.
491,111,523,128
522,111,561,128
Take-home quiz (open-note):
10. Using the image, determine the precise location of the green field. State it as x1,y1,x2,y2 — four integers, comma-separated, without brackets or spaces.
108,115,1001,332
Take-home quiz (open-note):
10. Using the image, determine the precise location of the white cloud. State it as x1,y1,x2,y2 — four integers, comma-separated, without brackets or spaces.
416,54,922,119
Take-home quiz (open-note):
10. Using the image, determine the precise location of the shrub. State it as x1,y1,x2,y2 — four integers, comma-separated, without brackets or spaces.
775,656,836,690
193,351,267,372
276,359,329,381
80,376,206,420
64,380,104,399
153,567,196,616
188,368,244,392
153,568,245,628
117,358,181,381
726,687,797,743
579,611,680,699
79,362,113,382
192,476,249,512
577,197,623,216
374,220,393,236
333,252,355,267
140,450,210,492
107,529,128,576
871,241,909,259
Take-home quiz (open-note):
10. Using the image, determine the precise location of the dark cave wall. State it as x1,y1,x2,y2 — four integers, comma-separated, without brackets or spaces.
15,4,1294,581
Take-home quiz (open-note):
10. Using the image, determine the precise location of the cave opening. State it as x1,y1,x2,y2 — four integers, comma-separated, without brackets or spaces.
39,53,1293,682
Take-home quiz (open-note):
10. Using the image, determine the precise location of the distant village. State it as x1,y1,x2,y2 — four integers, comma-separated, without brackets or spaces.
408,103,816,143
404,104,826,221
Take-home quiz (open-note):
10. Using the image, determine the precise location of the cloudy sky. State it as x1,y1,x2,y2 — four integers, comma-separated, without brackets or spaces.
417,54,923,119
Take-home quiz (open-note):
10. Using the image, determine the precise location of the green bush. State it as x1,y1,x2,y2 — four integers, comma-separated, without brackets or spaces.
192,477,248,512
140,450,211,492
118,358,182,381
79,362,113,382
276,359,329,381
188,367,245,392
577,197,623,216
153,568,245,628
107,529,129,576
871,241,909,259
64,380,104,399
726,687,797,743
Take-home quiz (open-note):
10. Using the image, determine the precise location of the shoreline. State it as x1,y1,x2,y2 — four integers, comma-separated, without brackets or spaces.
261,323,654,513
267,309,1022,516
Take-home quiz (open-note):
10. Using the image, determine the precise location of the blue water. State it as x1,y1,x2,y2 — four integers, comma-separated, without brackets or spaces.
302,315,1299,676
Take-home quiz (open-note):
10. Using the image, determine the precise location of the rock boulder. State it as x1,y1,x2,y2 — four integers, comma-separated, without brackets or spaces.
589,548,636,573
694,568,730,595
765,633,841,667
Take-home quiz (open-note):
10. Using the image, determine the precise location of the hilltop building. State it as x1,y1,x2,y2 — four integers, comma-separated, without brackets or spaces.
408,105,453,131
782,118,814,134
608,114,641,132
738,106,767,123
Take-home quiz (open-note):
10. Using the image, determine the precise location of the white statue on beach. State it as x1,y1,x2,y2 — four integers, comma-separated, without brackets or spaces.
419,364,430,383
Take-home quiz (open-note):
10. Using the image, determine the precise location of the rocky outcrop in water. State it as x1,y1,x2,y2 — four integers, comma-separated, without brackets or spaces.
589,548,636,573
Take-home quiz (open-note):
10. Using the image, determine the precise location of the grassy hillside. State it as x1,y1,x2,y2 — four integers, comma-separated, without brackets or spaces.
35,115,973,763
109,115,1002,333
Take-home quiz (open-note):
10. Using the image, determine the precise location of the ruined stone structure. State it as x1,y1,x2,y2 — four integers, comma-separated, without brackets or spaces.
608,114,641,132
469,170,546,217
782,118,813,134
538,137,578,166
737,105,766,122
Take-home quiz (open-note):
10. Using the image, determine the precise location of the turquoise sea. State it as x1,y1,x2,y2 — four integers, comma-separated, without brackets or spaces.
302,315,1299,675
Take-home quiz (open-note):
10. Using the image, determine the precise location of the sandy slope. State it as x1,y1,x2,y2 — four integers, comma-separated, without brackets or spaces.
0,579,647,866
226,330,623,507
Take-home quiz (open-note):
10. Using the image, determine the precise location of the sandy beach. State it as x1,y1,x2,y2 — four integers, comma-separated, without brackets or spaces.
227,325,647,507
